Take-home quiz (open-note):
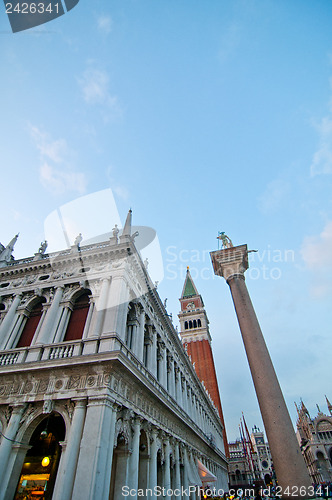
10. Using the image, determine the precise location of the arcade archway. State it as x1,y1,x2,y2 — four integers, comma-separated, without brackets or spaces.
14,413,65,500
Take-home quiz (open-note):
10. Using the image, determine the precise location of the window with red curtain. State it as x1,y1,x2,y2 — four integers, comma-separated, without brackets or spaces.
16,301,44,348
63,293,90,342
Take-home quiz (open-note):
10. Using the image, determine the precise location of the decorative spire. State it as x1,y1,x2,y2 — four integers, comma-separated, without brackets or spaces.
122,209,132,237
325,395,332,416
0,234,19,267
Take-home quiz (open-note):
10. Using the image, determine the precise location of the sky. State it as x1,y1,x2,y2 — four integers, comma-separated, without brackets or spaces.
0,0,332,441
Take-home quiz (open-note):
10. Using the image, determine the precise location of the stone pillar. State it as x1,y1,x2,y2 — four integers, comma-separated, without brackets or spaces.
4,313,26,349
163,437,171,499
149,428,159,496
53,306,71,343
175,367,183,406
168,356,175,398
128,417,142,500
136,306,145,362
0,404,26,487
92,278,110,337
72,396,118,500
0,294,21,349
35,287,64,344
158,341,167,388
211,245,312,497
150,327,157,377
102,274,129,340
53,398,87,500
174,441,181,492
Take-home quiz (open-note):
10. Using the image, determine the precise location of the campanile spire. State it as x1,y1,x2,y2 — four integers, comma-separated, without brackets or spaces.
178,267,229,456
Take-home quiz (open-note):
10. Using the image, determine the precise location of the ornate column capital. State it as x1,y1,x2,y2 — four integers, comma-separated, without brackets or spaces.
210,244,248,282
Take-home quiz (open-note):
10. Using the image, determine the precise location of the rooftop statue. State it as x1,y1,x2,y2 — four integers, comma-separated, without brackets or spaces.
217,231,233,249
38,240,48,255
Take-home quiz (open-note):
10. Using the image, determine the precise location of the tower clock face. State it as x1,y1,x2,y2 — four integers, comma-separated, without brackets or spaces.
186,302,195,310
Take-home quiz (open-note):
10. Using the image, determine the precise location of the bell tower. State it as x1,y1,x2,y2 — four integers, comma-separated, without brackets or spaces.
178,267,229,456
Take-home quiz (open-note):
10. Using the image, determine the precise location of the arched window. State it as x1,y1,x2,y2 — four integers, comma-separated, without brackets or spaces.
16,299,46,348
193,319,197,328
189,320,193,329
197,319,201,327
63,292,90,342
184,321,188,330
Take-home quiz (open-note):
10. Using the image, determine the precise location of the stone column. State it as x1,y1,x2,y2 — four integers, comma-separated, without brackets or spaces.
35,287,64,344
53,398,87,500
0,294,21,349
128,417,142,500
149,428,159,497
168,356,175,398
92,278,110,337
150,326,157,377
53,306,71,343
135,306,145,362
0,404,26,487
72,396,118,500
4,313,26,349
175,367,183,406
163,437,171,499
211,245,312,497
158,341,167,388
102,274,129,341
174,441,181,492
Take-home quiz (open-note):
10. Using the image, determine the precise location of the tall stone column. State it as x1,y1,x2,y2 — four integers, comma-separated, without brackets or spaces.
211,244,312,497
150,326,157,376
53,306,71,343
72,396,118,500
35,287,63,344
149,428,159,497
136,305,145,362
0,404,26,487
128,417,142,500
4,313,26,349
163,437,171,499
92,278,110,337
102,274,129,340
0,294,21,349
53,398,87,500
174,441,181,492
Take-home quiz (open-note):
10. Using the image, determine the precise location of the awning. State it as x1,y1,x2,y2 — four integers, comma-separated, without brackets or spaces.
187,456,202,486
197,459,217,483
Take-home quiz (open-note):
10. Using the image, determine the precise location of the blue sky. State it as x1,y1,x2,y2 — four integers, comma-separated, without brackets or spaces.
1,0,332,440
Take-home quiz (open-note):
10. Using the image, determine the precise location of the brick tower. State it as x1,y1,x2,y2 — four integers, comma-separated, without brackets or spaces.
178,267,229,456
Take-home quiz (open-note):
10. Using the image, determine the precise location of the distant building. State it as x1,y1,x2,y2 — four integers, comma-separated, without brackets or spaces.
228,424,273,490
296,397,332,483
0,213,228,500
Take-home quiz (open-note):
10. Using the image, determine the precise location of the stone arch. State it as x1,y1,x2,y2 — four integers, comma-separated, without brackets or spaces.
11,411,66,500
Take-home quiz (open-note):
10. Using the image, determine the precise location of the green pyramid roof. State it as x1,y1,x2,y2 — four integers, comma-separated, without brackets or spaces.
183,275,197,298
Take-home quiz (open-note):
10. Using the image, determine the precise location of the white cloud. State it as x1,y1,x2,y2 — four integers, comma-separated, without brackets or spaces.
40,162,87,195
310,77,332,176
310,117,332,176
97,15,113,35
78,67,117,108
29,125,87,195
301,220,332,297
301,220,332,270
257,178,290,214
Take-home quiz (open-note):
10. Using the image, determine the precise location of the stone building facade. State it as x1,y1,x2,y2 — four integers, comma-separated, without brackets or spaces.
0,213,228,500
228,426,273,490
296,398,332,484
